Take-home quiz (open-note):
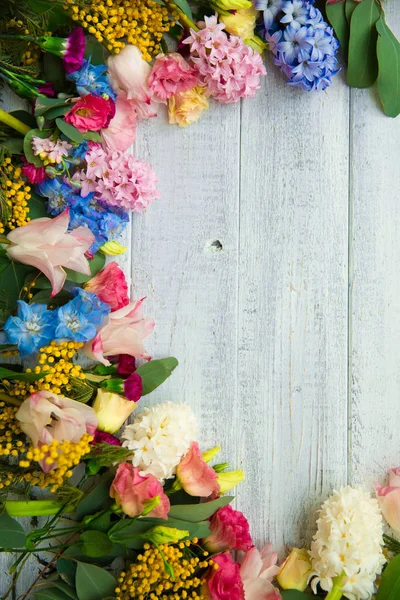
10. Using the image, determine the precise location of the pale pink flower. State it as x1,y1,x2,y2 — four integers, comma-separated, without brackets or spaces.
32,136,71,164
83,298,154,366
47,139,72,164
177,442,220,497
149,53,199,102
101,93,137,152
16,390,97,472
183,15,266,104
32,136,54,156
107,45,157,119
240,544,281,600
375,468,400,534
110,463,170,519
6,209,94,297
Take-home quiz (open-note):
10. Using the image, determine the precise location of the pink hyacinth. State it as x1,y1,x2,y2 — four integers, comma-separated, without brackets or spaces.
149,53,199,102
183,15,266,104
79,146,159,212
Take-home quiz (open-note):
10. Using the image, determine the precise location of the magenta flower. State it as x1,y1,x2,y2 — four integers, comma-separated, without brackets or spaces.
117,354,136,377
84,261,129,312
64,94,115,132
38,82,55,97
22,159,46,184
93,430,122,446
206,552,245,600
204,505,253,553
38,28,86,74
183,15,266,104
124,372,143,402
149,53,199,102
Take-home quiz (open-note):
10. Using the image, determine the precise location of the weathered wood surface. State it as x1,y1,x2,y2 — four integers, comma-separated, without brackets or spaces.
2,2,400,593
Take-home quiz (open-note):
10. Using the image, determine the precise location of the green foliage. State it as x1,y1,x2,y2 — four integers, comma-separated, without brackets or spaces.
56,118,84,144
75,477,114,520
0,256,35,309
84,445,132,476
281,592,313,600
135,357,179,395
65,252,105,283
168,496,234,522
80,530,113,558
75,562,117,600
345,0,358,23
172,0,193,19
28,192,48,219
0,513,26,548
35,97,70,118
376,14,400,117
0,288,10,326
326,2,349,59
376,554,400,600
34,589,73,600
384,533,400,555
0,366,45,381
347,0,381,88
83,131,103,143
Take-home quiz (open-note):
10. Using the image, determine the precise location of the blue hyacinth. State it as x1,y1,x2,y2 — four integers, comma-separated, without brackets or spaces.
255,0,340,91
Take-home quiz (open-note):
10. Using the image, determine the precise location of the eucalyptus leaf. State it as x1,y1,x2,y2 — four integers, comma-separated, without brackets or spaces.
75,562,117,600
52,583,78,600
376,13,400,117
75,477,113,519
108,516,211,548
34,589,71,600
347,0,381,88
2,138,24,154
56,118,84,143
31,289,71,307
173,0,192,19
326,2,349,59
0,514,26,548
45,105,71,120
168,496,234,522
345,0,359,23
376,554,400,600
135,357,179,395
80,530,113,557
35,98,69,118
57,557,76,587
83,131,103,143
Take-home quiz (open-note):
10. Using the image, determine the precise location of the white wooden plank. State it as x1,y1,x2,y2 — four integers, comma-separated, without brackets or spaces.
350,2,400,490
237,64,349,551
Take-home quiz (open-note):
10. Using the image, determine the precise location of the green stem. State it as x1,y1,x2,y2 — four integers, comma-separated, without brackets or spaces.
325,574,345,600
0,108,30,135
5,500,74,517
165,0,198,31
0,392,22,407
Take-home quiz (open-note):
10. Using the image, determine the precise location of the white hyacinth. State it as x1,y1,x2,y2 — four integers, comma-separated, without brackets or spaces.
121,401,198,482
309,486,385,600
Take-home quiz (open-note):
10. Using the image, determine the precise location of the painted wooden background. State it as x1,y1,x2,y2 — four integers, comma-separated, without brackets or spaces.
2,1,400,594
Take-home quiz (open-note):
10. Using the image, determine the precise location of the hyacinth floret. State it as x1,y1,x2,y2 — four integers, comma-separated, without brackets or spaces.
122,402,198,481
183,15,266,104
309,486,386,600
257,0,340,91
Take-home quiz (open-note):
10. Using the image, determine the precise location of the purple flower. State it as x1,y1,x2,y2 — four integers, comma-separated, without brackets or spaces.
277,25,312,63
281,0,308,26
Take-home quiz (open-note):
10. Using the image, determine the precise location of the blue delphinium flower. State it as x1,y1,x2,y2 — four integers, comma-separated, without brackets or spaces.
259,0,340,91
55,288,110,342
4,301,56,358
67,58,116,100
37,178,75,216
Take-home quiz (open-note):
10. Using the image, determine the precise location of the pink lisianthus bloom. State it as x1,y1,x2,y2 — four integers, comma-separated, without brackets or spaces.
177,442,220,497
83,298,154,366
107,45,157,119
101,93,137,152
375,468,400,533
110,463,170,519
204,552,245,600
64,94,115,132
183,15,266,104
6,209,94,297
84,261,129,311
149,53,199,102
240,544,281,600
22,159,46,184
16,390,97,472
203,505,252,553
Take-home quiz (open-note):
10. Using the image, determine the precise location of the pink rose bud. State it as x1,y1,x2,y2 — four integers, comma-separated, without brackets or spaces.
110,463,170,519
376,467,400,534
177,442,220,498
276,548,312,592
203,505,252,553
84,262,129,312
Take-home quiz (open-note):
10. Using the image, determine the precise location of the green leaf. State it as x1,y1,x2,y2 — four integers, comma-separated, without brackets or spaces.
52,583,78,600
376,554,400,599
168,496,234,522
80,530,113,557
135,357,179,396
35,98,69,118
75,477,113,520
43,54,66,95
347,0,381,88
108,516,211,548
376,13,400,117
23,129,52,167
75,563,117,600
57,557,76,586
56,118,84,144
0,257,35,309
0,367,45,382
34,589,71,600
173,0,192,19
29,192,48,219
326,2,349,60
2,138,24,154
345,0,359,23
31,289,71,307
0,514,26,548
84,36,110,65
46,106,71,120
10,110,37,129
82,131,103,143
65,252,105,284
281,592,314,600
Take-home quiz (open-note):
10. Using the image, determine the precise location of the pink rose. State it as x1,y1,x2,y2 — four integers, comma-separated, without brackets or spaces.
101,93,137,152
205,552,245,600
110,463,170,519
107,45,156,119
149,53,199,102
375,468,400,533
84,262,129,311
203,505,252,553
240,544,281,600
83,298,154,366
16,391,97,472
64,94,115,132
6,209,94,297
177,442,220,497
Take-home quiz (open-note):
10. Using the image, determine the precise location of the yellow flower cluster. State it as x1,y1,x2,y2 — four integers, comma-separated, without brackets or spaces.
115,540,214,600
8,341,86,399
0,158,31,233
6,19,42,67
63,0,175,60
